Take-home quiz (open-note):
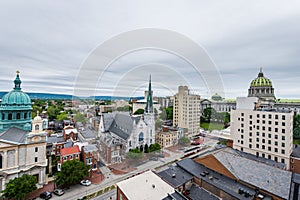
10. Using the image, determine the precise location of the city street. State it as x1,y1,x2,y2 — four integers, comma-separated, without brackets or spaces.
37,137,219,200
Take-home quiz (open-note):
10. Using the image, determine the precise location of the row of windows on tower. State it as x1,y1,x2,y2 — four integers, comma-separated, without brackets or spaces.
241,133,286,140
1,112,31,120
238,138,286,147
248,144,286,154
240,113,286,120
238,127,286,133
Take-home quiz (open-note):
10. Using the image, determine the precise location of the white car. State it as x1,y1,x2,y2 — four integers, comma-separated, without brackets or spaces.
80,180,91,186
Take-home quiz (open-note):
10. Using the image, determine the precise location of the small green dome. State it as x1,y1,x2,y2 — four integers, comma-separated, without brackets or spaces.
250,68,272,87
212,93,222,101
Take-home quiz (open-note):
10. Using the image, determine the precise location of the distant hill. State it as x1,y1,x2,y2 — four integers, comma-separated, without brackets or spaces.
0,92,143,101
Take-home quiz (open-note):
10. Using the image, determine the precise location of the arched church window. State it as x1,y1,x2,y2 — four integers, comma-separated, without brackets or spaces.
0,154,2,169
2,113,4,120
139,132,144,142
16,113,21,119
35,124,39,131
24,112,27,119
8,113,12,120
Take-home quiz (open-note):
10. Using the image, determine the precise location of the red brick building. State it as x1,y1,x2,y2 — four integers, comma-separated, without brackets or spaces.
82,144,99,170
57,145,80,171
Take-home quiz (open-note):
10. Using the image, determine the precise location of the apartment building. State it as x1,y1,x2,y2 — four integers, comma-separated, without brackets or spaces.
173,86,201,138
231,97,294,169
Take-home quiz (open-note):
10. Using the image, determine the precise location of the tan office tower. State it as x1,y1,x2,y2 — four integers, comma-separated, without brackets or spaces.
173,86,201,138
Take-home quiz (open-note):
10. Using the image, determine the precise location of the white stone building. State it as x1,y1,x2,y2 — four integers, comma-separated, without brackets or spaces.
231,97,294,170
98,77,155,163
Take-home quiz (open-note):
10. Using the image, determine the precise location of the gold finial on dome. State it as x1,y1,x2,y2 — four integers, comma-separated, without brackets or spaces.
16,70,20,75
260,67,263,73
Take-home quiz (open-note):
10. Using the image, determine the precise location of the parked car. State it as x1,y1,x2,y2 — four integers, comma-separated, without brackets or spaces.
40,191,52,199
53,188,64,196
149,157,158,161
80,180,91,186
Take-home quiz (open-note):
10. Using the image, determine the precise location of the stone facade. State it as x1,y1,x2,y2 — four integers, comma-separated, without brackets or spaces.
173,86,201,138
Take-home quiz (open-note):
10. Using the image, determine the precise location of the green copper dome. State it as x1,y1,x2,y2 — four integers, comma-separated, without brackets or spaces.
0,71,32,132
211,93,222,101
1,71,31,106
1,90,31,105
250,68,272,87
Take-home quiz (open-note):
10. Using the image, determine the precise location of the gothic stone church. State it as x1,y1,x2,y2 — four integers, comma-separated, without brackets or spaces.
98,77,155,164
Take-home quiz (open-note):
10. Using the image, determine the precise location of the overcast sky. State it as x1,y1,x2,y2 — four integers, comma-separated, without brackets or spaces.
0,0,299,99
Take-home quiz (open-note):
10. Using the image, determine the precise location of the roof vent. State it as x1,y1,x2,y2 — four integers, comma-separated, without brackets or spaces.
172,174,176,178
152,184,155,188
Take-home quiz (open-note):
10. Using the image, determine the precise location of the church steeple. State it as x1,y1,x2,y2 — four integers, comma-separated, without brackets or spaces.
145,75,153,113
14,70,22,90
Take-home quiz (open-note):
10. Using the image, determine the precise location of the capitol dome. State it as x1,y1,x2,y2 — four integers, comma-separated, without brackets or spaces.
250,73,272,87
248,68,275,101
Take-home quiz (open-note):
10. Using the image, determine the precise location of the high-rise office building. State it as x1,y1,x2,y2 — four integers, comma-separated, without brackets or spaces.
173,86,201,138
232,83,294,170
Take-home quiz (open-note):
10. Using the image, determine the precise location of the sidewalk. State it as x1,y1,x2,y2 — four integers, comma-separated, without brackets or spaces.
26,168,105,200
26,181,55,200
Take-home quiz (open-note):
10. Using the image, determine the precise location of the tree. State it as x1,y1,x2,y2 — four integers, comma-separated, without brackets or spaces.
74,112,87,124
178,136,190,146
55,160,89,187
155,119,162,130
159,109,167,120
47,105,60,121
144,144,149,153
202,107,215,122
294,114,300,139
224,112,230,124
32,104,42,118
165,107,173,120
2,174,37,200
133,108,144,115
57,112,69,121
116,105,132,112
127,149,144,159
149,143,161,152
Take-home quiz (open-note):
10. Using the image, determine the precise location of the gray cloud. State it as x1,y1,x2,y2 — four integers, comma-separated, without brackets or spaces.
0,0,299,99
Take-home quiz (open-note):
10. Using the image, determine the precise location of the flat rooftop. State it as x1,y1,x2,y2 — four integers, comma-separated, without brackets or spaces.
116,170,174,200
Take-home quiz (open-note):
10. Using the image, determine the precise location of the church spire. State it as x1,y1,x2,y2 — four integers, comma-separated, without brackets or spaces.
145,75,153,113
14,70,22,90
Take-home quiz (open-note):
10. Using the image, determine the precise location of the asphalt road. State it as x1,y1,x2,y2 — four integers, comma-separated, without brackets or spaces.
44,138,218,200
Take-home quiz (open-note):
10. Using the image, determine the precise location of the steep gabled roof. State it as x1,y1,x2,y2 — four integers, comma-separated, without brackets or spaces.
194,154,237,180
109,113,135,140
102,113,114,132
